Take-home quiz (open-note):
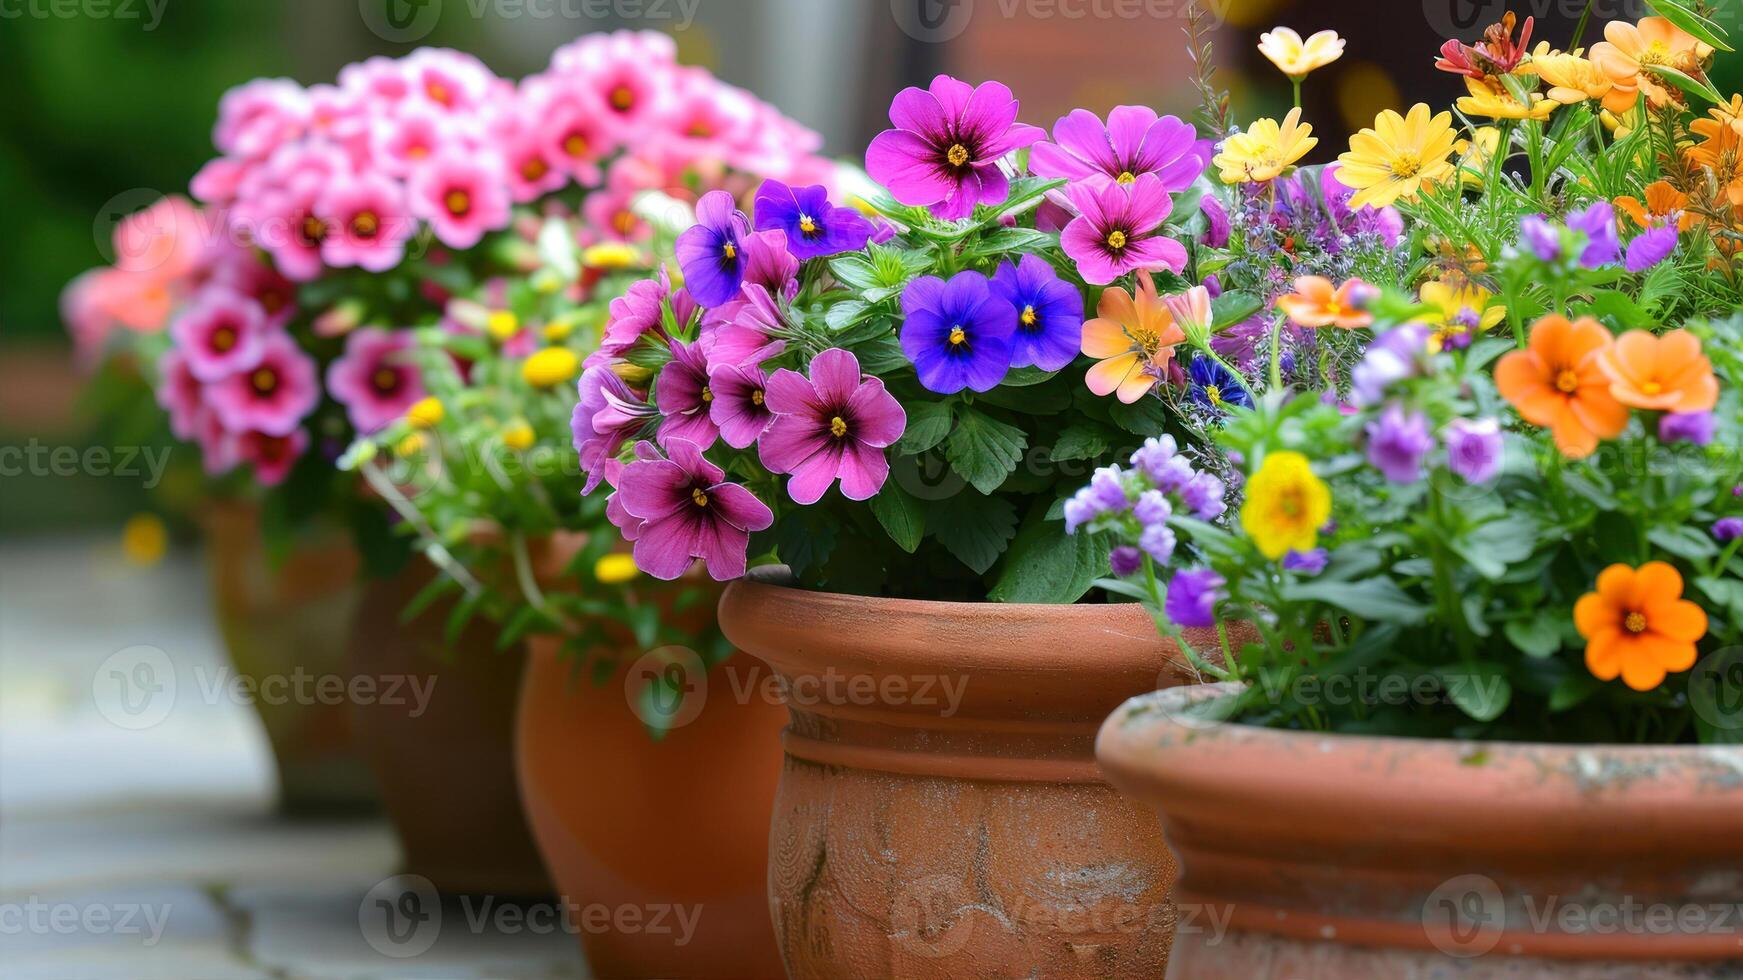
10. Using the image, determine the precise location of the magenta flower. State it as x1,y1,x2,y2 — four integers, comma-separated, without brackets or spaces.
1625,224,1678,273
326,327,426,434
501,117,568,202
759,348,906,505
408,152,511,250
233,428,308,486
617,438,774,581
752,180,873,260
654,339,719,450
676,190,751,308
1445,417,1504,484
1030,106,1202,192
702,229,798,332
708,363,774,449
864,75,1044,221
591,268,696,367
155,348,208,440
705,284,788,371
572,365,655,494
316,172,414,272
1061,174,1186,285
170,289,267,382
205,333,320,437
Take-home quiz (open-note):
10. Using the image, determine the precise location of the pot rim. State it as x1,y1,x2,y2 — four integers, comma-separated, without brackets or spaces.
731,563,1170,620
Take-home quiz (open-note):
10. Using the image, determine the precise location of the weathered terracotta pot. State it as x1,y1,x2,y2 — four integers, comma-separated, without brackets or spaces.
202,500,376,814
347,558,550,896
1097,683,1743,978
717,575,1223,979
516,624,788,978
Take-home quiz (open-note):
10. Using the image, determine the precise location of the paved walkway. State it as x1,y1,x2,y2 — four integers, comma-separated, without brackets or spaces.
0,537,586,978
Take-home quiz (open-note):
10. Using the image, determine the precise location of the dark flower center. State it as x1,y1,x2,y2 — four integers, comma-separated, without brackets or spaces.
563,133,589,158
799,215,819,237
610,85,636,111
250,367,279,396
212,324,237,352
445,189,472,217
522,157,550,181
299,215,328,247
352,210,379,239
372,367,401,394
751,389,765,406
701,385,714,403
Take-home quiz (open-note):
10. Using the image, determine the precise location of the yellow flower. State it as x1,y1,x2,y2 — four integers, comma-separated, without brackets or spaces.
543,314,581,342
1212,107,1318,184
1453,126,1501,189
1532,53,1613,105
595,553,640,584
522,347,580,388
1257,27,1344,79
395,433,427,458
1414,278,1505,354
1336,103,1458,209
1591,16,1712,114
502,420,535,451
486,310,520,342
121,513,167,567
405,396,444,429
1240,451,1331,560
582,241,641,270
1456,77,1554,121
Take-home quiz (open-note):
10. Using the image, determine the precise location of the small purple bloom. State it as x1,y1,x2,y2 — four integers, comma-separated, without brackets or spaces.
1566,201,1621,268
1182,472,1227,520
1659,411,1715,446
1134,488,1171,528
706,284,788,371
1199,194,1230,247
752,180,874,261
1283,549,1328,575
1365,403,1436,483
898,270,1017,393
1088,465,1131,511
572,364,655,494
593,269,685,366
707,363,774,449
654,339,719,449
1714,517,1743,543
1063,495,1097,533
1165,568,1224,628
758,348,906,505
1029,106,1202,191
1351,324,1432,406
1625,224,1678,272
675,190,751,308
1520,214,1561,262
864,74,1044,221
1130,436,1179,482
616,438,774,581
1139,523,1177,564
988,254,1083,372
1060,174,1186,285
1108,545,1143,577
1321,165,1404,248
703,229,799,333
1445,417,1505,484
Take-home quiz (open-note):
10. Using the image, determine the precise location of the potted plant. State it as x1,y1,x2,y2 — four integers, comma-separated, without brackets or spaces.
1093,6,1743,975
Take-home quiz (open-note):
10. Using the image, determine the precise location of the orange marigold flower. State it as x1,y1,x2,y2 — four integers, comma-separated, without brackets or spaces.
1614,180,1695,231
1687,116,1743,207
1575,561,1707,691
1595,329,1719,413
1590,16,1711,114
1275,275,1373,329
1494,314,1628,458
1081,271,1186,404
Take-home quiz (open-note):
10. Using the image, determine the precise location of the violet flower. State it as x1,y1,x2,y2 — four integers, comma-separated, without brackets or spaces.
1519,215,1562,262
1445,417,1504,484
898,270,1017,394
1625,224,1678,273
988,254,1084,372
1283,549,1328,575
864,75,1044,221
1351,324,1432,406
752,180,873,260
1060,174,1186,285
654,339,719,449
1566,201,1620,268
759,348,906,504
1165,568,1224,628
708,363,775,449
1659,411,1715,446
1108,546,1143,577
1365,403,1436,483
1029,106,1202,191
615,438,774,581
171,290,267,382
572,365,655,494
675,190,751,308
1714,517,1743,543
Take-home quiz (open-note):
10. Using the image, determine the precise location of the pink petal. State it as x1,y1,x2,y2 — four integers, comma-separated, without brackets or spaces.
618,459,690,522
633,515,702,580
1105,105,1161,163
837,441,891,501
707,481,774,532
808,348,862,406
697,520,752,581
762,367,821,417
783,448,844,506
1123,233,1189,275
757,413,830,476
888,85,950,142
865,130,957,209
846,379,906,448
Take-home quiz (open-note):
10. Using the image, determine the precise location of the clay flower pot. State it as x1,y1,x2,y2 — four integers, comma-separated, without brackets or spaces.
516,620,788,978
202,500,376,814
346,558,551,896
717,574,1221,979
1097,683,1743,978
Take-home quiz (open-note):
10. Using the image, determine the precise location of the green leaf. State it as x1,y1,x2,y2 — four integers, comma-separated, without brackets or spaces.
824,299,872,331
1548,671,1602,712
773,509,838,580
1108,396,1168,436
444,591,486,647
1211,291,1263,329
1452,516,1538,580
1049,423,1114,463
895,399,953,455
1503,612,1563,658
1437,663,1512,722
828,254,881,290
868,482,925,553
1645,0,1732,52
1281,577,1430,624
945,408,1028,495
989,509,1107,603
929,494,1018,575
1649,63,1723,105
1649,525,1719,562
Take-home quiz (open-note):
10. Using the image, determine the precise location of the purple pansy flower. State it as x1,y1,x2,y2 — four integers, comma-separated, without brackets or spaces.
703,229,799,332
654,339,719,449
171,289,267,382
1366,403,1436,483
1029,106,1202,191
1659,411,1715,446
325,327,426,434
1283,549,1328,575
1445,417,1504,484
206,333,320,438
708,363,774,449
1060,174,1186,285
1713,517,1743,543
864,74,1044,221
988,254,1084,372
675,190,751,308
1566,201,1620,268
1165,567,1224,628
572,365,655,494
759,348,906,505
1520,214,1562,262
1625,224,1678,272
752,180,874,260
615,438,774,581
898,270,1018,394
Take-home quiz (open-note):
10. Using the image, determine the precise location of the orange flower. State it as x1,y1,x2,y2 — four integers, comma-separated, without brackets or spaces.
1275,275,1373,329
1081,271,1186,404
1595,329,1719,413
1494,314,1628,458
1575,561,1707,691
1613,180,1695,231
1590,16,1711,114
1687,116,1743,207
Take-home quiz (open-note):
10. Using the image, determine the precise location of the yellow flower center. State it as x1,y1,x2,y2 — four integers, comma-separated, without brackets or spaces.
946,143,970,167
301,215,328,245
1020,305,1037,327
1638,43,1672,67
948,326,967,346
701,385,714,403
830,416,849,438
721,241,737,259
1206,385,1222,405
751,389,765,406
1641,380,1663,395
445,189,472,216
611,85,635,111
1624,611,1648,634
563,134,589,158
1277,488,1303,518
1116,171,1136,184
522,157,549,181
1106,229,1128,250
1391,152,1423,180
212,326,236,352
691,487,709,508
351,210,379,238
1555,369,1581,394
799,215,818,235
251,367,278,395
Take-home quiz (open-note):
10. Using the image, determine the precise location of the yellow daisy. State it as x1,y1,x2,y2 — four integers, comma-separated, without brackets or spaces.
1257,27,1345,79
1212,107,1318,184
1336,104,1458,209
1240,451,1331,560
1414,278,1506,354
1532,53,1613,105
1456,77,1555,121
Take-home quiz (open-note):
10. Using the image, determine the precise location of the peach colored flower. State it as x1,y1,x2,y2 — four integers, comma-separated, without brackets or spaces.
1494,314,1628,458
1590,16,1711,114
1275,275,1373,329
1595,329,1719,413
1081,271,1186,404
1575,561,1707,691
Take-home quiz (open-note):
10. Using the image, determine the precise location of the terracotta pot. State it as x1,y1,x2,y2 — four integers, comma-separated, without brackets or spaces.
347,558,550,896
717,575,1224,979
516,626,788,978
202,500,376,814
1097,683,1743,979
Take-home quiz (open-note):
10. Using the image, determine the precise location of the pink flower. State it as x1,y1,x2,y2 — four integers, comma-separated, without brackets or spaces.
864,75,1045,221
616,437,773,581
592,268,697,366
316,172,414,272
170,289,268,381
1030,106,1203,192
532,86,616,186
556,32,675,137
1061,174,1186,285
155,348,207,439
250,181,329,282
708,363,774,449
500,113,568,203
232,428,308,486
572,365,656,494
214,79,309,160
326,327,425,433
210,250,296,329
759,348,906,504
194,409,239,476
704,283,788,371
205,333,320,437
403,48,494,114
370,109,453,178
408,153,511,250
655,339,720,449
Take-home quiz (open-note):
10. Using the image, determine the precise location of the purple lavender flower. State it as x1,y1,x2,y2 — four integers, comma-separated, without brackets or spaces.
1567,201,1621,268
1520,214,1562,262
1130,436,1179,482
864,75,1044,221
1366,404,1436,483
988,255,1083,372
1283,549,1328,575
1134,488,1171,527
1445,417,1504,484
1351,324,1431,406
1165,568,1224,628
1714,517,1743,542
1625,224,1678,272
1108,545,1143,577
675,191,751,308
1659,411,1715,446
1088,465,1131,511
898,270,1017,393
1182,472,1227,520
752,180,873,261
1139,523,1177,564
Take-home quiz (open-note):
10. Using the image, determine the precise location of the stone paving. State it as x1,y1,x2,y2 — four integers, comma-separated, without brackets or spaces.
0,537,586,978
